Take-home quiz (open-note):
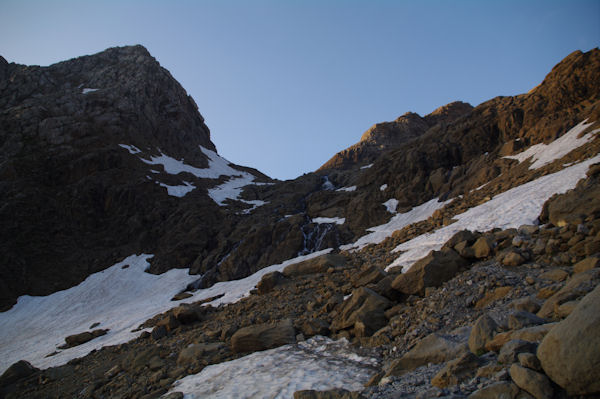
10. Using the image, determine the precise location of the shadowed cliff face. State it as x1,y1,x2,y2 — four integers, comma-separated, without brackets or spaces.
1,46,599,311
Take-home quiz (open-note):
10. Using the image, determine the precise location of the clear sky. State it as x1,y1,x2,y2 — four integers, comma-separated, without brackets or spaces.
1,1,599,180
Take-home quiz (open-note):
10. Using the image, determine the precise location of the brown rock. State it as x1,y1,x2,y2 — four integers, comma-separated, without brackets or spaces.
538,284,600,395
283,254,346,277
473,237,494,259
509,364,553,399
467,381,519,399
431,352,481,388
509,297,541,314
172,305,200,324
391,248,470,296
503,251,525,267
538,269,568,282
61,329,108,348
498,340,538,364
475,286,512,309
330,287,390,335
573,256,599,273
507,311,546,330
351,266,386,287
518,353,541,371
386,332,468,376
231,319,296,353
537,269,600,318
469,314,500,355
554,300,578,318
485,323,556,353
177,342,226,366
257,271,288,295
301,319,330,337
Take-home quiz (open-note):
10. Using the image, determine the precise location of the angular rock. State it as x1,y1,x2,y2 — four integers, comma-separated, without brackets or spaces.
61,329,108,348
537,269,600,318
231,319,296,353
537,284,600,395
509,364,553,399
517,353,541,371
177,342,226,366
573,256,600,273
469,314,500,355
351,266,386,288
507,311,546,330
502,251,525,267
475,286,512,309
257,271,289,295
444,230,479,249
538,269,568,282
498,340,538,364
330,287,390,335
509,297,541,314
431,352,481,388
392,248,470,296
151,325,168,341
485,323,556,353
283,254,346,277
467,381,519,399
473,237,494,259
386,332,468,376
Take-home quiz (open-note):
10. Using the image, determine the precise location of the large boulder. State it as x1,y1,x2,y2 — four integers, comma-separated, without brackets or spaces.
391,248,470,295
537,283,600,395
386,330,469,376
509,364,553,399
0,360,38,387
330,287,391,336
231,319,296,353
537,268,600,318
283,254,346,277
469,314,500,355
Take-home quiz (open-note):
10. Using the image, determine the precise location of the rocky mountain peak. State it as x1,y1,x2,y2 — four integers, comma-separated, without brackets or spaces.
359,111,428,146
424,101,473,126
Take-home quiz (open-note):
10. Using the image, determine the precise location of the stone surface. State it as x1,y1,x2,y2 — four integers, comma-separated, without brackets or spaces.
330,287,391,335
507,311,546,330
502,251,525,267
431,352,481,388
509,297,541,314
498,340,538,364
257,271,289,295
467,382,519,399
469,314,500,355
387,332,468,376
573,256,600,273
473,237,494,259
283,254,346,277
231,319,296,353
392,248,470,296
517,353,541,371
537,269,600,318
176,342,226,366
509,364,553,399
61,329,108,348
537,284,600,395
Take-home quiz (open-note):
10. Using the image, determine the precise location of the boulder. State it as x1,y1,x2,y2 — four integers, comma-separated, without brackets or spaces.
61,329,108,348
231,319,296,353
351,266,386,287
509,364,553,399
507,311,546,330
472,237,494,259
330,287,390,335
391,248,470,296
257,271,288,295
0,360,38,387
444,230,479,249
467,382,519,399
283,254,346,277
502,251,525,267
177,342,226,366
573,256,599,273
509,297,541,314
537,284,600,395
537,269,600,318
172,305,200,324
386,332,469,376
431,352,481,388
485,323,556,353
538,269,568,282
468,314,500,355
498,340,538,364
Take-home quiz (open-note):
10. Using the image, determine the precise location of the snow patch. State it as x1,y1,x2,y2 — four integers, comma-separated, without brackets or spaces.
312,217,346,225
169,336,378,399
383,198,399,214
239,199,268,214
118,144,142,155
388,154,600,272
207,175,256,206
82,88,98,94
380,184,388,191
361,163,373,169
158,181,195,197
504,120,599,169
336,186,357,192
0,255,198,373
341,197,449,251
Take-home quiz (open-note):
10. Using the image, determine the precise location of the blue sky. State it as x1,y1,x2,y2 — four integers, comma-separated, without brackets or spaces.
1,1,598,180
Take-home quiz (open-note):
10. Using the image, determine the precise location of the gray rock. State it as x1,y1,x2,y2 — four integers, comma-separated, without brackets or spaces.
507,311,546,330
177,342,226,366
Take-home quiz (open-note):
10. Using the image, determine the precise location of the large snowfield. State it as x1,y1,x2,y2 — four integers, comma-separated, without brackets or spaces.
1,120,598,397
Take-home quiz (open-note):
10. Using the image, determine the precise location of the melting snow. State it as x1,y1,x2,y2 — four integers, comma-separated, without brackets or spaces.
361,163,373,169
504,120,599,169
380,184,388,191
0,250,332,374
388,154,600,272
336,186,357,192
158,181,195,197
82,88,99,94
312,217,346,225
383,198,399,214
341,197,449,251
207,175,257,205
169,336,378,399
118,144,142,155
